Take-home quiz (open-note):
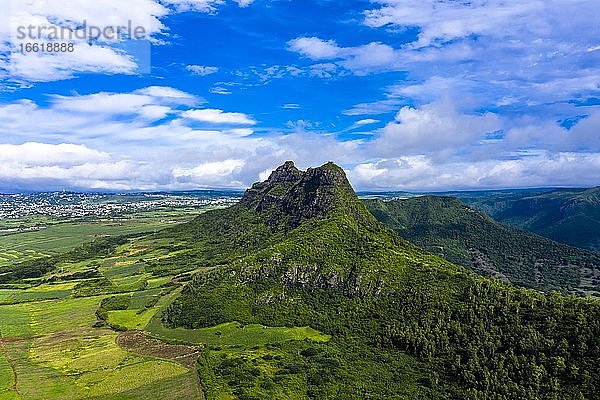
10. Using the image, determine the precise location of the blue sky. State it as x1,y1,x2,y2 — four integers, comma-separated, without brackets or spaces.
0,0,599,191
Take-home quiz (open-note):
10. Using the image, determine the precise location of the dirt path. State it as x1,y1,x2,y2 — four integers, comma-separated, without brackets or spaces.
0,332,21,395
117,330,203,369
116,330,206,399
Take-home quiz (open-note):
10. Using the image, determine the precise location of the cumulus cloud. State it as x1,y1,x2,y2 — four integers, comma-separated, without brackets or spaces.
348,152,600,191
53,93,161,115
5,45,140,83
373,100,501,157
0,85,598,192
48,86,198,121
364,1,539,48
173,159,246,186
0,142,154,191
0,0,165,83
0,87,253,153
288,37,341,60
0,84,366,190
288,37,402,74
287,1,600,122
0,142,109,166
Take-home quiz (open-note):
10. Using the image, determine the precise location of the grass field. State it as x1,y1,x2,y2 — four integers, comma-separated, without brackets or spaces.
0,263,329,400
0,211,204,268
147,319,330,349
0,294,203,400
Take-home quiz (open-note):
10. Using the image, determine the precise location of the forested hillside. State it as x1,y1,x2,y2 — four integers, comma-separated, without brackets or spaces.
457,187,600,251
364,196,600,296
161,162,600,399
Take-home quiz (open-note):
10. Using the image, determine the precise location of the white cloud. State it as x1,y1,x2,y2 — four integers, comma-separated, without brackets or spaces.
172,159,246,186
364,1,539,48
285,1,600,120
0,0,254,84
52,93,155,114
288,37,341,60
154,0,253,12
353,152,600,191
0,142,154,191
235,0,254,7
355,119,379,126
136,86,197,101
0,86,598,192
0,142,109,165
224,128,254,137
48,86,198,122
160,0,223,13
289,37,402,74
186,65,219,76
1,0,166,83
308,63,343,78
6,45,140,83
182,109,256,125
372,100,501,157
343,99,404,116
210,86,233,95
0,87,252,150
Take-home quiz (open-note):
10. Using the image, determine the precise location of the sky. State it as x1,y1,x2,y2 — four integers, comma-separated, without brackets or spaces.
0,0,599,192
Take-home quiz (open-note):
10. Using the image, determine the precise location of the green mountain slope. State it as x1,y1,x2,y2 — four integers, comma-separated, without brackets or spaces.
458,187,600,251
159,162,600,399
363,196,600,296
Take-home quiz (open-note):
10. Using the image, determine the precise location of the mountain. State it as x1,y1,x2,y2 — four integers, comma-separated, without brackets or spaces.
157,161,599,399
363,196,600,296
456,187,600,251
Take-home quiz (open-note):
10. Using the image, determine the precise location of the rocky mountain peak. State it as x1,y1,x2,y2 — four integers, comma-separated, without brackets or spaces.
239,161,363,230
265,161,303,184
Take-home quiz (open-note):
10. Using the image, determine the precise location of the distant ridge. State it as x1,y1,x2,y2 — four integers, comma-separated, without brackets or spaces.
457,187,600,250
364,196,600,296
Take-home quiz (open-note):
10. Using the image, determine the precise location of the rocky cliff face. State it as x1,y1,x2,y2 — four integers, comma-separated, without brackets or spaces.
240,161,360,230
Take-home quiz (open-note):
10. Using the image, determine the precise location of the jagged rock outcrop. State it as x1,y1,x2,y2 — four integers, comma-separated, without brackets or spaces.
240,161,360,230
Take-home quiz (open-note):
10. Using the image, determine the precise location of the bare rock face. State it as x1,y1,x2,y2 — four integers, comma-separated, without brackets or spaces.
240,161,357,230
240,161,303,208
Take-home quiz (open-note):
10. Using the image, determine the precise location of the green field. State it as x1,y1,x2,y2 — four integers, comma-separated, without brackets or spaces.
0,209,209,268
147,318,329,348
0,231,206,400
0,293,203,399
0,206,332,400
